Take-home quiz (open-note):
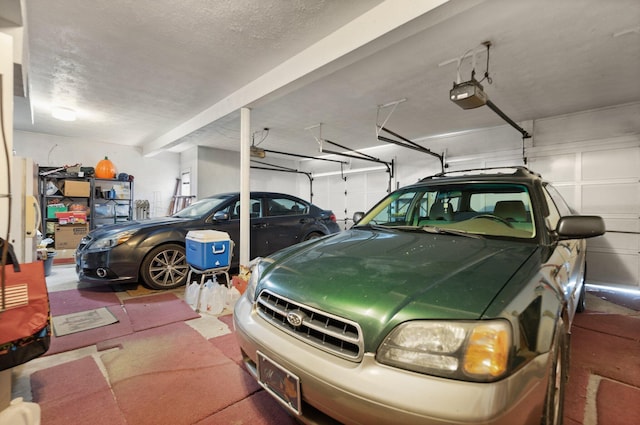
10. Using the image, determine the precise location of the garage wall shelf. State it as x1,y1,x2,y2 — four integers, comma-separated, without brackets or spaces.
39,168,135,242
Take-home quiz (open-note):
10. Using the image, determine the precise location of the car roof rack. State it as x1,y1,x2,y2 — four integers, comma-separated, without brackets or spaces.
419,166,541,181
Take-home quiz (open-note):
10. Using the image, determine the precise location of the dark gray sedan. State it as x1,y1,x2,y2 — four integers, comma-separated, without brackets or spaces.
75,192,340,289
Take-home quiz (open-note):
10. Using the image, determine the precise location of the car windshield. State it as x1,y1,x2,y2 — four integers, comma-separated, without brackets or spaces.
172,196,231,218
356,182,536,239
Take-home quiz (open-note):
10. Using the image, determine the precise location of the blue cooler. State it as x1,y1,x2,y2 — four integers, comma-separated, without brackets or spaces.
186,230,232,270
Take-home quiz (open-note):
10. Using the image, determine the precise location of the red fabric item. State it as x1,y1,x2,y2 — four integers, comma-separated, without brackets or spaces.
0,261,50,345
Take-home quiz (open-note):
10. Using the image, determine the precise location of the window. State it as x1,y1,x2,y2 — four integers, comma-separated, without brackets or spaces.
358,183,535,239
542,185,570,231
267,197,308,216
229,198,262,219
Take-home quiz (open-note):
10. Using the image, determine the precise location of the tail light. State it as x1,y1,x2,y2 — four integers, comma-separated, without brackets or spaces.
329,212,337,222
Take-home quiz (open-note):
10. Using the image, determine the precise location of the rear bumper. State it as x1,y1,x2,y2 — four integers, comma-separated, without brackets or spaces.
234,294,549,425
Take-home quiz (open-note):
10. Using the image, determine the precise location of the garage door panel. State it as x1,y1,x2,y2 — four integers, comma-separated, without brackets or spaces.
600,218,640,234
528,154,576,182
587,251,639,286
582,183,639,215
582,147,640,180
588,232,638,253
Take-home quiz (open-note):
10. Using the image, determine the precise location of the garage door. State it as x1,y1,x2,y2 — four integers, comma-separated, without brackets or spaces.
529,146,640,288
312,171,391,230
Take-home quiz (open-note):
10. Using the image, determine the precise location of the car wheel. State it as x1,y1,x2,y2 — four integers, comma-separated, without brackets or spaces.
140,243,189,290
542,319,567,425
304,232,324,241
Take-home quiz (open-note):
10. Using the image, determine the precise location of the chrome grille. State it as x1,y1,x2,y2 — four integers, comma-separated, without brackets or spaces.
256,290,363,361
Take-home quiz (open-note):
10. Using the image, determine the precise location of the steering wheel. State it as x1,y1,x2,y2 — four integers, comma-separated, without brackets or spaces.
469,214,513,227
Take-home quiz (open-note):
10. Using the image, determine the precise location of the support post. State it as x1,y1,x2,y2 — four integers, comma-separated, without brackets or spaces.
240,107,251,268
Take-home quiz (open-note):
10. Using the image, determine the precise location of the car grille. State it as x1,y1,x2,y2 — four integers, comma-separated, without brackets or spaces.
256,290,364,362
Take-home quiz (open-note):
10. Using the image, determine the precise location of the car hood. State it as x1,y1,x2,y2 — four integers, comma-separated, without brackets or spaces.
259,228,538,343
87,217,191,238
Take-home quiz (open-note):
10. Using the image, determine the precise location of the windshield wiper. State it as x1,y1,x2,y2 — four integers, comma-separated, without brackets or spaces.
421,226,482,239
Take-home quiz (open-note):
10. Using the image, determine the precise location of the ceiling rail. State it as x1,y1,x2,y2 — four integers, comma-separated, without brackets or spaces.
377,126,445,173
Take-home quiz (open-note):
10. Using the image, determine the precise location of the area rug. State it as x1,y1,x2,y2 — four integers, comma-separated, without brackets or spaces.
209,333,243,366
122,292,200,332
46,305,133,355
48,287,121,316
195,390,297,425
564,312,640,424
100,322,261,425
52,307,119,336
31,356,127,425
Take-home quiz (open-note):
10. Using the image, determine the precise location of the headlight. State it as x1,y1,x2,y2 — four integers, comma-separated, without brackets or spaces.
377,320,511,382
89,230,137,249
245,257,274,302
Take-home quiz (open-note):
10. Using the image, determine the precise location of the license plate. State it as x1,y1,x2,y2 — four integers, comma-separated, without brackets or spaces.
257,351,301,415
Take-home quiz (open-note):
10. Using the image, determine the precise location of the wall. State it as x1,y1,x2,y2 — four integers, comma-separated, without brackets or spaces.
13,131,180,217
0,33,13,245
194,145,300,198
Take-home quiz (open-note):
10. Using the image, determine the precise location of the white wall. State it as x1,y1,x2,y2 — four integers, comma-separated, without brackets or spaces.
13,131,180,217
194,146,301,199
0,33,14,243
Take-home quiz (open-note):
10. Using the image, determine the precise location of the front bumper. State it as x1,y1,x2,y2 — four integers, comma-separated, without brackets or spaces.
75,247,139,284
234,294,549,425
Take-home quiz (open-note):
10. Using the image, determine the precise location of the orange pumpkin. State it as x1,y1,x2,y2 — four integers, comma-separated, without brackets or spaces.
95,156,116,179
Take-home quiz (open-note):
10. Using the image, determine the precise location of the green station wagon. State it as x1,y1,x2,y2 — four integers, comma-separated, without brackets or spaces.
234,167,605,425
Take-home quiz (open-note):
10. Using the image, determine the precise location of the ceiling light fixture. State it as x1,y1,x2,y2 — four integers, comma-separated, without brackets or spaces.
52,107,77,121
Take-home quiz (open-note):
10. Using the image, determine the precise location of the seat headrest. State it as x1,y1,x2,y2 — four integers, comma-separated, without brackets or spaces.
494,200,527,222
430,201,453,221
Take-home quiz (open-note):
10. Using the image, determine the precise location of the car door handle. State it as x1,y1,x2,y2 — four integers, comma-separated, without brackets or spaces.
299,218,312,224
252,223,268,229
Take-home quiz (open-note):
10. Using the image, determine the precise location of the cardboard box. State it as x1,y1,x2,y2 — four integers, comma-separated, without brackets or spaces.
186,230,232,270
47,203,67,218
63,180,90,197
55,223,89,249
55,211,87,224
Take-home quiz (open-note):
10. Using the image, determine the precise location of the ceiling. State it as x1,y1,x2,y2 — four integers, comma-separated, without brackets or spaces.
8,0,640,161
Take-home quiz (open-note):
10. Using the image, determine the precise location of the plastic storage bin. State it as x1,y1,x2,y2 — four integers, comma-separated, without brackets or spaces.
186,230,232,270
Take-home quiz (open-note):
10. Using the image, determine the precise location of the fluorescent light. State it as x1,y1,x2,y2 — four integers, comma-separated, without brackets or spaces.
52,107,77,121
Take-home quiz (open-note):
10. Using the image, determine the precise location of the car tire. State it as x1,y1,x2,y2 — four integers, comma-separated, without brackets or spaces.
304,232,324,241
140,243,189,290
542,319,568,425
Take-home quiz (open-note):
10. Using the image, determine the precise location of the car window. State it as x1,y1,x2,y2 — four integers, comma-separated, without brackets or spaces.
544,184,573,216
358,183,536,239
173,196,231,218
229,198,262,219
542,186,564,231
266,197,309,217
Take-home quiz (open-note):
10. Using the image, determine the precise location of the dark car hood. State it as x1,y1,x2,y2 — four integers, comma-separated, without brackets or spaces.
259,228,538,341
87,217,191,238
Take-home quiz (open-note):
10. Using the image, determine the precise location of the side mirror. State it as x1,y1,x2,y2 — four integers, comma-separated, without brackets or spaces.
557,215,605,239
213,211,230,221
352,211,365,224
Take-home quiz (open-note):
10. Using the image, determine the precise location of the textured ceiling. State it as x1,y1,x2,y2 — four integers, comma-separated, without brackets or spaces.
11,0,640,160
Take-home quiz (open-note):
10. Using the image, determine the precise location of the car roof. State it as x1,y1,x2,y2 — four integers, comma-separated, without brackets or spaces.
417,166,544,185
204,192,310,201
